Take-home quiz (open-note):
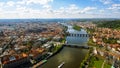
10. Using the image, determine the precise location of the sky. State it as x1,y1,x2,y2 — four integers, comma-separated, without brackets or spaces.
0,0,120,19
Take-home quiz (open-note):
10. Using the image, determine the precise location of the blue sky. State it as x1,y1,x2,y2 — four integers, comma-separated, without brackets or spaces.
0,0,120,18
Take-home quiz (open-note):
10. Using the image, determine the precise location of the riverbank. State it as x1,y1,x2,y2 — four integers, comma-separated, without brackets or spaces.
79,47,111,68
84,27,112,68
79,48,92,68
32,45,64,68
50,45,64,57
79,28,94,68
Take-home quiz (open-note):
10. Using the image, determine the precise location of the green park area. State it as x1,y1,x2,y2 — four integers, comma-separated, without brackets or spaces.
89,56,111,68
93,60,103,68
93,60,111,68
73,25,82,31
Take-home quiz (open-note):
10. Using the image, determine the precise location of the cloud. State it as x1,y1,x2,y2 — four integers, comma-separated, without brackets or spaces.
99,0,112,4
0,2,4,7
99,10,105,13
16,6,28,13
81,7,97,13
53,4,97,18
6,1,15,6
0,3,99,18
52,4,80,15
112,4,120,7
42,4,52,9
107,4,120,15
68,4,79,10
53,4,97,15
53,7,65,15
65,4,80,14
16,0,26,5
0,0,119,18
108,4,120,9
26,0,53,5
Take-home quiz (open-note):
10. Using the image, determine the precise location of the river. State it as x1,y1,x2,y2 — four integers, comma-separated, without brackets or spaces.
40,24,89,68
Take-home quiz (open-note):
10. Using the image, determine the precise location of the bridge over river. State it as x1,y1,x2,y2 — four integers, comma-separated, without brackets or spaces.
67,33,91,37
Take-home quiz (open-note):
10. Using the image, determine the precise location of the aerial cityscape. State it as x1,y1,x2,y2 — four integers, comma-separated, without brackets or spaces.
0,0,120,68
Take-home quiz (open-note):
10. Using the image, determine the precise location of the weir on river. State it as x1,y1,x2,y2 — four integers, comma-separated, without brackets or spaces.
67,33,90,37
63,44,90,49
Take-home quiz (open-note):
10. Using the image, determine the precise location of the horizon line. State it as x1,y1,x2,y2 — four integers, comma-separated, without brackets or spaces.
0,18,120,20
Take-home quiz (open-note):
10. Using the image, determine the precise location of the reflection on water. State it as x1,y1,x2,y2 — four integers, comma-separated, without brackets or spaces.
66,36,88,45
66,25,88,45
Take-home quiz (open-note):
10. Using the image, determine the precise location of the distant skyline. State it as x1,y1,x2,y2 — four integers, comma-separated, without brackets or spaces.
0,0,120,19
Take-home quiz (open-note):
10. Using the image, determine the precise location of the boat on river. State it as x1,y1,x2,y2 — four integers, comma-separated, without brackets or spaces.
58,62,65,68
